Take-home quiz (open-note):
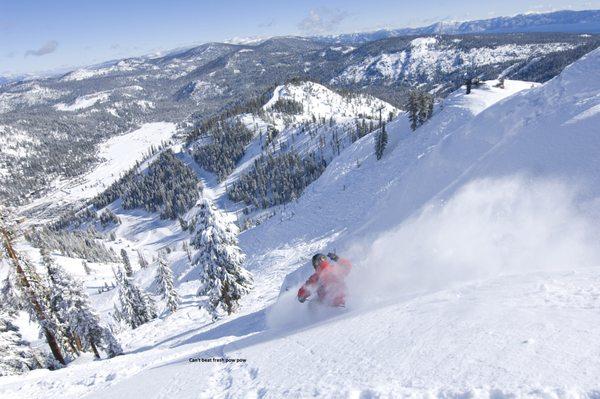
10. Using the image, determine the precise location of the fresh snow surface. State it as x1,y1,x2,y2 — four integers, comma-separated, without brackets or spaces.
61,60,146,82
3,49,600,398
0,84,67,113
263,81,397,129
203,81,399,204
54,91,111,111
333,40,577,84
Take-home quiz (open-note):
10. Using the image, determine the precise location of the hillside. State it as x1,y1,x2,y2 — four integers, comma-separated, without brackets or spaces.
322,9,600,44
2,39,599,399
1,31,598,206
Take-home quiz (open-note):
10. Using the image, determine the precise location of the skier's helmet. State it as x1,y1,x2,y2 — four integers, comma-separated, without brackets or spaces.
312,253,327,269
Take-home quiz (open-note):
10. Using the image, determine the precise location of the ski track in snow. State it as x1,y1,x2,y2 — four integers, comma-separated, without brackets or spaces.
3,49,600,398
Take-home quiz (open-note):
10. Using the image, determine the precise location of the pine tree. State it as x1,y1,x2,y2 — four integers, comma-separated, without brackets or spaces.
0,311,44,376
82,260,92,275
375,123,388,161
42,250,122,359
418,92,433,125
191,198,252,319
113,268,156,329
101,328,123,358
120,249,133,277
408,90,419,131
427,94,434,120
137,250,149,269
154,253,180,313
4,251,67,365
1,217,67,366
182,241,192,262
0,275,21,315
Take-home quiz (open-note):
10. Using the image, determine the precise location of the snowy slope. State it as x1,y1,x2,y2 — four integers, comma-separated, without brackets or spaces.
0,84,67,113
19,122,177,221
333,37,577,85
2,50,600,398
200,81,399,202
263,81,397,127
54,91,111,111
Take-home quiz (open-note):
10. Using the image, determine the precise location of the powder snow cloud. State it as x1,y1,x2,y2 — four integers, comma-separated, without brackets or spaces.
345,175,600,307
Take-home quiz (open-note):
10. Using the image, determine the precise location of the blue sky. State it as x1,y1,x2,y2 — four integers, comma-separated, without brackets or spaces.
1,0,599,75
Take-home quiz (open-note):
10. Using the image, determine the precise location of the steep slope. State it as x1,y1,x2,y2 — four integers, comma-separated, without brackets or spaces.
2,32,597,206
2,48,599,399
110,48,600,396
332,35,587,87
190,80,398,208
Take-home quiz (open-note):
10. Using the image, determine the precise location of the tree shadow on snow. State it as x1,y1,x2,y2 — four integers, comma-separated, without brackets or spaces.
172,307,268,348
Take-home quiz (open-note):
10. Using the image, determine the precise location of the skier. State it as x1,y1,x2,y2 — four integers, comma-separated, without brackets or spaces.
297,253,352,307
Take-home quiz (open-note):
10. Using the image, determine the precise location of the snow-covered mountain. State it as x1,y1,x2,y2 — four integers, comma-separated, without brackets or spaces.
14,81,397,223
2,35,599,398
332,36,578,86
1,31,598,206
322,9,600,44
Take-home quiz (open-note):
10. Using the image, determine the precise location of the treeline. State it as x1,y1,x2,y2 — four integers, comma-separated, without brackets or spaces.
407,89,434,131
92,150,201,219
186,88,274,143
121,150,201,219
1,243,122,374
227,151,326,209
268,98,304,114
25,227,119,263
192,120,255,181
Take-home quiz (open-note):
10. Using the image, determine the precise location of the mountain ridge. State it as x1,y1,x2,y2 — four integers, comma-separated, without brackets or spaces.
319,9,600,44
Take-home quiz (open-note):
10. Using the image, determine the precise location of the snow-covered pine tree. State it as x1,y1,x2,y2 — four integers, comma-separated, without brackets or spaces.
12,253,68,366
42,250,122,359
137,249,149,269
408,90,419,131
0,274,21,315
182,241,192,262
375,123,388,161
82,260,92,275
191,198,252,319
427,94,434,120
113,268,157,329
101,328,123,358
120,249,133,277
0,310,44,376
418,92,433,125
154,252,180,313
2,211,66,366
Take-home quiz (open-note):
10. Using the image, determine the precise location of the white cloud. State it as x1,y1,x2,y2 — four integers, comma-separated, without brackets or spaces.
298,8,349,35
25,40,58,57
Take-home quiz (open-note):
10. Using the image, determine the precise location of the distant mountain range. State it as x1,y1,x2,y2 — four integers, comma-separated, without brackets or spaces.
318,9,600,44
2,8,600,206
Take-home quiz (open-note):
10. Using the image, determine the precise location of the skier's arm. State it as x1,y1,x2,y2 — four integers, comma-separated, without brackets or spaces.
298,273,319,303
327,252,352,275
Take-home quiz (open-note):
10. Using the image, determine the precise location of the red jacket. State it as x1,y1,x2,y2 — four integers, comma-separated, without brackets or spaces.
297,258,352,306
